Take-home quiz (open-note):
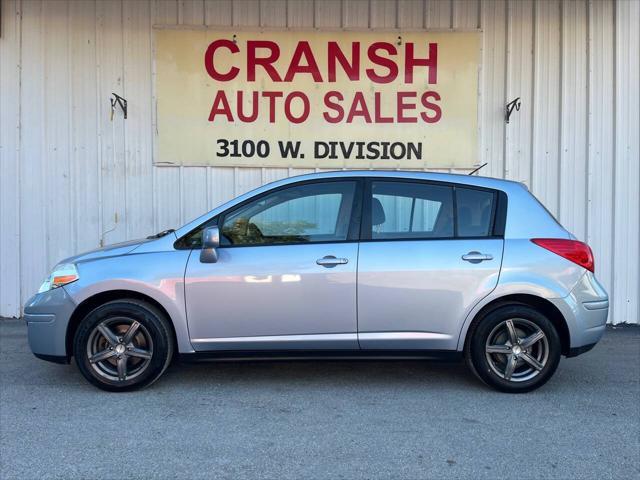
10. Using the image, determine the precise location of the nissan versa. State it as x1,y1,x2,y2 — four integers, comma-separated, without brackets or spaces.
25,171,609,392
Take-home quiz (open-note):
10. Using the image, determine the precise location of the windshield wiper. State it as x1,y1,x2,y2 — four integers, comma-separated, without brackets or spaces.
147,229,175,239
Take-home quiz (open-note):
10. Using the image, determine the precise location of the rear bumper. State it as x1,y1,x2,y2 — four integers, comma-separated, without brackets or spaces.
566,342,597,358
550,271,609,355
24,287,76,363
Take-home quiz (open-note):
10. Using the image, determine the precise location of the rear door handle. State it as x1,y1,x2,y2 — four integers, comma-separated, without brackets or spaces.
316,255,349,268
462,251,493,263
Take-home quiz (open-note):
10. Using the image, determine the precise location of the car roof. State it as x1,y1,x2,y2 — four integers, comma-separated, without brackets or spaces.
269,169,526,191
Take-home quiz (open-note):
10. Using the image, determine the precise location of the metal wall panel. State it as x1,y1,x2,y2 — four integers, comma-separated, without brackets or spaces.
70,1,101,254
260,0,287,27
154,0,179,23
370,0,397,28
587,0,615,316
426,0,452,29
178,0,206,25
182,167,209,222
480,0,507,180
204,0,231,26
343,0,369,28
0,0,22,316
453,0,479,29
532,0,561,215
315,0,343,28
124,0,156,240
612,0,640,329
286,0,314,27
505,0,534,186
154,166,181,231
0,0,638,325
479,0,507,183
232,0,260,26
559,0,588,242
18,0,49,310
96,0,127,246
208,166,235,208
398,0,424,29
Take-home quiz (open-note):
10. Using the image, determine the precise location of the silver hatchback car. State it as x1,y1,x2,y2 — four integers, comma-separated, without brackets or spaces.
25,171,609,392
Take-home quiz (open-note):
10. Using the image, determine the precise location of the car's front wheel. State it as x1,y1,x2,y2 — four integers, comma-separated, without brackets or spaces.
73,299,174,391
466,305,561,393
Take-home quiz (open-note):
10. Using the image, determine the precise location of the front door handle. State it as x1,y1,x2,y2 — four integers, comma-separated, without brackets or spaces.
462,251,494,263
316,255,349,268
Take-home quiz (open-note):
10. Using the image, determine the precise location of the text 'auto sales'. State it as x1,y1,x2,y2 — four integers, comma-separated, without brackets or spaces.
204,39,442,125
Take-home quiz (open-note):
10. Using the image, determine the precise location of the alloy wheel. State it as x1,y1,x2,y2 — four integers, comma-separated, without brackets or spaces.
86,317,154,382
485,318,549,382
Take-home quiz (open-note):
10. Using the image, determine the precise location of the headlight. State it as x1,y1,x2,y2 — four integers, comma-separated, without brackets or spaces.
38,263,79,293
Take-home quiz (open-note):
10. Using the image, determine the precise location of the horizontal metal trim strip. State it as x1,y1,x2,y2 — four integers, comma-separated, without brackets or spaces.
358,332,452,341
191,333,357,344
179,350,463,362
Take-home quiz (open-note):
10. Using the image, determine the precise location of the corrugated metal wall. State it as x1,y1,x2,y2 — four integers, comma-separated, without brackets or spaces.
1,0,638,323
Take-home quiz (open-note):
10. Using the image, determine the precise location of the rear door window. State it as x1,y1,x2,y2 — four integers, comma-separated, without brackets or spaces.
370,181,455,239
456,187,495,237
366,180,499,240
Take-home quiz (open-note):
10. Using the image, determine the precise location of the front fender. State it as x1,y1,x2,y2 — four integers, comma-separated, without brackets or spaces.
64,250,194,353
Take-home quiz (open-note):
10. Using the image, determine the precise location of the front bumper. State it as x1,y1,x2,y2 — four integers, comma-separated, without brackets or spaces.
550,271,609,355
24,287,77,363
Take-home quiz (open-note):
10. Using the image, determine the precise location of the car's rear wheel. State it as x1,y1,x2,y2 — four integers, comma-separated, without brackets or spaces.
73,299,173,391
466,305,561,393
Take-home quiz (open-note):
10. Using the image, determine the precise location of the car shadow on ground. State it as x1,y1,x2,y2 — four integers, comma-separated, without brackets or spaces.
15,350,488,393
162,358,484,391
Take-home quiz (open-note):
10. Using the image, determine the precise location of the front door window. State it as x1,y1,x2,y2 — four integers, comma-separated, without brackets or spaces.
221,182,357,246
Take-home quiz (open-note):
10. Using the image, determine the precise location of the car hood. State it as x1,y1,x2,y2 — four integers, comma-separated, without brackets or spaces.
59,238,150,265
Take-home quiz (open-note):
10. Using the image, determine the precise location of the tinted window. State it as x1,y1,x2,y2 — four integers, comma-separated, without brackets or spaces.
370,181,454,239
456,187,495,237
177,219,218,249
221,182,356,246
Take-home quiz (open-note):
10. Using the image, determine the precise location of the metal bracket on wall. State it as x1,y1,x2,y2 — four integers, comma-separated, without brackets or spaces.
505,97,521,124
110,93,127,121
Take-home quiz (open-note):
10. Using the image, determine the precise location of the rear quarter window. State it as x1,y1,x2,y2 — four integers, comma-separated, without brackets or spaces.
456,187,495,237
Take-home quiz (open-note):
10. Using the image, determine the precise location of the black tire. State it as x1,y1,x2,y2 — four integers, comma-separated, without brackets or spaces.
73,299,174,392
465,305,561,393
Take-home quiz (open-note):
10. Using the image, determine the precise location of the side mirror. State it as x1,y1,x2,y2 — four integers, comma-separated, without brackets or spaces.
200,226,220,263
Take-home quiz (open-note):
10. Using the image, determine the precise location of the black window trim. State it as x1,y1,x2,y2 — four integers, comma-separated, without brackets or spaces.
174,177,364,250
174,176,507,250
361,177,507,243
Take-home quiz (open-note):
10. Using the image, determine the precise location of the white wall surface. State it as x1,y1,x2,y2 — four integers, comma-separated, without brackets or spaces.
0,0,638,323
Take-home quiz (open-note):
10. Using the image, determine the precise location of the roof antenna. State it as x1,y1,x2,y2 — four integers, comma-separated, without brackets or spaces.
468,163,488,175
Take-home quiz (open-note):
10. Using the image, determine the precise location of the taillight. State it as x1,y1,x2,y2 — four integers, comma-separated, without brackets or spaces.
531,238,595,272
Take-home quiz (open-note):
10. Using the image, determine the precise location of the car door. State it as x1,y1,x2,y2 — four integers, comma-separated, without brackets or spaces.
184,179,362,351
357,179,505,351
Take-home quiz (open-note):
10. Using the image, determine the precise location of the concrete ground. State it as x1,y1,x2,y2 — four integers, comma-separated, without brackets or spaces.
1,319,638,480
